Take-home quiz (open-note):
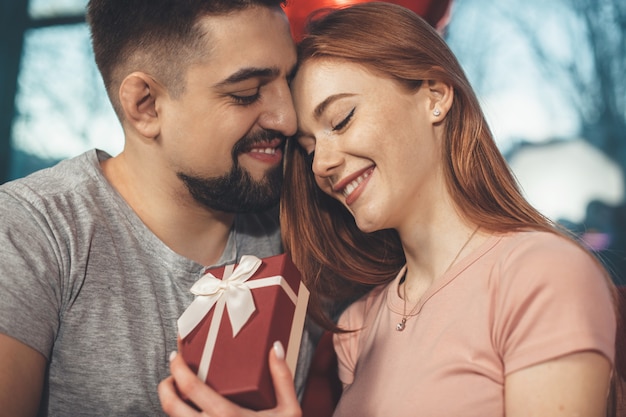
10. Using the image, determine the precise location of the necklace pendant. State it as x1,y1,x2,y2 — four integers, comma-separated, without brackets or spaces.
396,318,406,331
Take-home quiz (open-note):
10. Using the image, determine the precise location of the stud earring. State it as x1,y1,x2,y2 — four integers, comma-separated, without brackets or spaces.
433,108,441,117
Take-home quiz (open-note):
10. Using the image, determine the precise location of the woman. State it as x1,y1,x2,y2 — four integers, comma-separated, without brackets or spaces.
159,3,618,416
283,2,618,416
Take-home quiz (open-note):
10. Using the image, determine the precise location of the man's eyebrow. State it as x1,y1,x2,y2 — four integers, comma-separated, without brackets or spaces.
214,67,278,88
314,93,355,119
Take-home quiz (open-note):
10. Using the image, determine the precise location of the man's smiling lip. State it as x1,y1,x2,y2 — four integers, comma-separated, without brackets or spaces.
244,138,283,151
244,139,284,164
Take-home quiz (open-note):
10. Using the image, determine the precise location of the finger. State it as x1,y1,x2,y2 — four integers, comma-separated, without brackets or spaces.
158,375,199,417
268,341,302,414
170,351,242,416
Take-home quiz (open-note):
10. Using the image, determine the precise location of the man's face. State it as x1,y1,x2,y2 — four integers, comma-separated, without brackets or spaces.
158,6,297,213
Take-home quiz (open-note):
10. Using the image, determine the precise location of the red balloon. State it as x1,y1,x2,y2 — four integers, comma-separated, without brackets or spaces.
282,0,452,41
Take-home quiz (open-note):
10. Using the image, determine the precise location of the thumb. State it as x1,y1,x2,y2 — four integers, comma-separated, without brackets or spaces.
269,341,301,414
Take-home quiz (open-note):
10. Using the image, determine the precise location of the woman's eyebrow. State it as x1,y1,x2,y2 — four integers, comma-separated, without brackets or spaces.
313,93,355,119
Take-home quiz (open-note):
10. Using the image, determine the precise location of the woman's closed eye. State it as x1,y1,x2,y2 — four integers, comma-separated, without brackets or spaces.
332,107,355,131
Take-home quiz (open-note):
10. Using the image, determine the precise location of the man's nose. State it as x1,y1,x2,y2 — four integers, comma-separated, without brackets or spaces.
258,81,297,137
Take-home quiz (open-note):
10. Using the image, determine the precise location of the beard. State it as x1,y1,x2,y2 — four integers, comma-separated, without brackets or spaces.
177,130,284,213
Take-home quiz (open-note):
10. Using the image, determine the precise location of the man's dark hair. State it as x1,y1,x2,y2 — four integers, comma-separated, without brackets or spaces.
86,0,287,116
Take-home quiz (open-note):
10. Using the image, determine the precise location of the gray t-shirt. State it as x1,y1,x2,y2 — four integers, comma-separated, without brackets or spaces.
0,150,315,416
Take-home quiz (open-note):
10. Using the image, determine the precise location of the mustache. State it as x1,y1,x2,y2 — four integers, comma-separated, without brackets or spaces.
232,129,286,156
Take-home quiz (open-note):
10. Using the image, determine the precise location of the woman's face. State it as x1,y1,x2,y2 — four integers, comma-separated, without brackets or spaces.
292,59,446,233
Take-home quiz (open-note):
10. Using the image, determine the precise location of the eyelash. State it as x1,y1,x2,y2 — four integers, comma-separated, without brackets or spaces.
230,90,261,106
332,107,355,131
299,107,355,166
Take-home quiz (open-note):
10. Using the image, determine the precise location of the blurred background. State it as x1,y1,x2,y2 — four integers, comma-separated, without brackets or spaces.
1,0,625,284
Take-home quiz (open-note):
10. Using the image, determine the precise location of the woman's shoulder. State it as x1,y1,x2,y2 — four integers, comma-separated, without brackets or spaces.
492,230,610,298
497,230,595,265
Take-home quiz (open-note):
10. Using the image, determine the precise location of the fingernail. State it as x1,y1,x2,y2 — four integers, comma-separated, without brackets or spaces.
273,341,285,360
169,351,177,362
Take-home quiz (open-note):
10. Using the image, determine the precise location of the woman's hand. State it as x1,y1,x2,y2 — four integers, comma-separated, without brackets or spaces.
158,341,302,417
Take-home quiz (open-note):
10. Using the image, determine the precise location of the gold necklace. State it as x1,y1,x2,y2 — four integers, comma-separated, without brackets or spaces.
396,227,479,332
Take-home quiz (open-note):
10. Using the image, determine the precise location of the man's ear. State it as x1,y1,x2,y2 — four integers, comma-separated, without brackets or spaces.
119,72,162,139
426,79,454,122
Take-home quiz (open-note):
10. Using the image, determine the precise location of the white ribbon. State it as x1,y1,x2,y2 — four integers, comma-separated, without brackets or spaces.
178,255,262,339
177,255,298,382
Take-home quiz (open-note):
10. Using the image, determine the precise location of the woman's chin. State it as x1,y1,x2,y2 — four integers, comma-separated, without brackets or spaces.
354,216,384,234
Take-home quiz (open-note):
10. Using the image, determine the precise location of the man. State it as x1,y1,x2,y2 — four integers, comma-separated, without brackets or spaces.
0,1,310,415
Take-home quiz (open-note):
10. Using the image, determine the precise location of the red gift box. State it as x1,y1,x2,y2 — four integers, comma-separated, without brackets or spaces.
178,254,309,410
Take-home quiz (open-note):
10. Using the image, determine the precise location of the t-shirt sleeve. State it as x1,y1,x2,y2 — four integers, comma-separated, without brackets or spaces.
0,190,62,359
493,233,616,376
333,294,370,386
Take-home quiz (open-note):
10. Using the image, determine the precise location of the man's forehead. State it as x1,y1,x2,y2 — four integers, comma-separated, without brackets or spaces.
196,6,294,50
196,8,296,79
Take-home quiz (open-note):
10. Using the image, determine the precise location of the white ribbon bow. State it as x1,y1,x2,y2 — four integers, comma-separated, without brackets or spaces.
178,255,262,339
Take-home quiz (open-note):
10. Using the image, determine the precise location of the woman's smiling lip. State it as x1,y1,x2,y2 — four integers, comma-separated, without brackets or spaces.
333,165,375,205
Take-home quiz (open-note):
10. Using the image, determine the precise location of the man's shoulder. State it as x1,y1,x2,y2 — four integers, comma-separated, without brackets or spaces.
0,150,112,226
0,150,103,201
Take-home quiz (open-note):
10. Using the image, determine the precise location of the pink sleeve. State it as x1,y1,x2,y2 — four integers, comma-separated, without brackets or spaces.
333,295,370,386
493,234,616,375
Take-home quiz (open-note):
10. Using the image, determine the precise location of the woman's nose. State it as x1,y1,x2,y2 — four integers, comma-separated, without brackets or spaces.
311,138,343,178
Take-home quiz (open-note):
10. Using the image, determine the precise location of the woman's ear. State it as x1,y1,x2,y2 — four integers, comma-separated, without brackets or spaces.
119,72,162,139
427,79,454,122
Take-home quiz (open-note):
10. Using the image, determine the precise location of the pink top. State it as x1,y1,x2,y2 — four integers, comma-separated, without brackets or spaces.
333,231,616,417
